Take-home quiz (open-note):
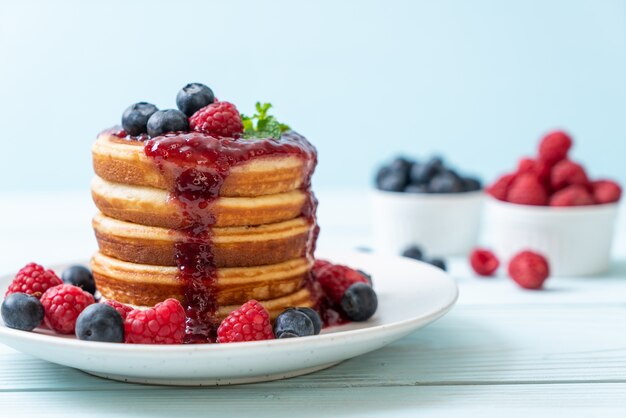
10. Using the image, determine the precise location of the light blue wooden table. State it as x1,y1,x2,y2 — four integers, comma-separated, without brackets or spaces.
1,191,625,417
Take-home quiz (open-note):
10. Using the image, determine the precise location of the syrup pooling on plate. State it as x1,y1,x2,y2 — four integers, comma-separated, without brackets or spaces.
138,130,318,343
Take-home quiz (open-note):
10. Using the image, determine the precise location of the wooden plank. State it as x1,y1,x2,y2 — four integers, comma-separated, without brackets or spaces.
1,305,625,391
0,384,624,418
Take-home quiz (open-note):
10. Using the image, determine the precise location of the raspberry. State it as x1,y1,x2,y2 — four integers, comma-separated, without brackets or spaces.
5,263,62,298
508,251,550,290
592,180,622,204
217,300,274,343
469,248,500,276
486,174,516,201
314,260,369,303
40,284,95,334
124,298,186,344
550,159,589,191
189,101,244,138
517,158,551,185
538,130,572,165
506,173,548,206
550,185,595,207
104,299,134,320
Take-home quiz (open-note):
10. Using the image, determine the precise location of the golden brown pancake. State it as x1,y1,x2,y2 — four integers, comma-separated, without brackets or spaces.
91,176,309,229
90,127,319,336
93,212,311,267
91,252,314,320
93,132,310,197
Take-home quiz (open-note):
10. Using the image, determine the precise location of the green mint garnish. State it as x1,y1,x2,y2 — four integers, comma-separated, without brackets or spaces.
241,102,290,139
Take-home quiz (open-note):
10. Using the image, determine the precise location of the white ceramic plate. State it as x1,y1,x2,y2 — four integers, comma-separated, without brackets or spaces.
0,252,458,386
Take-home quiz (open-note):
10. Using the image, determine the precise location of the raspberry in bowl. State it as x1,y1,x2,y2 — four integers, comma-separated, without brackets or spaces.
371,156,484,256
484,130,622,276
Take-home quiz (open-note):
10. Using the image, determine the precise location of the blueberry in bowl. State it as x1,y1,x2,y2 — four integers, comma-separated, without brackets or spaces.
372,154,484,256
375,155,482,194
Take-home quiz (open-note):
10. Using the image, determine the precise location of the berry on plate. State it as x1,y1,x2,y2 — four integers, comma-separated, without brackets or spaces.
40,284,95,334
176,82,215,116
341,283,378,321
146,109,189,137
189,101,244,138
5,262,62,298
470,248,500,276
61,265,96,295
508,251,550,290
103,299,134,320
1,293,45,331
294,307,322,335
75,303,124,343
124,298,185,344
315,261,370,303
274,308,316,338
121,102,158,136
217,300,274,343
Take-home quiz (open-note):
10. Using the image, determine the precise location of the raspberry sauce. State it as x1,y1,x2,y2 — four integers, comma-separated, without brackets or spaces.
139,131,318,343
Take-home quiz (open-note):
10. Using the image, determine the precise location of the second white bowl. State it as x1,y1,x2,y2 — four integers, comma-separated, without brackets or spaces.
484,197,619,277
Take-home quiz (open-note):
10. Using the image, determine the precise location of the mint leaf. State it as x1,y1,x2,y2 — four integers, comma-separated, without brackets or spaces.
241,102,290,139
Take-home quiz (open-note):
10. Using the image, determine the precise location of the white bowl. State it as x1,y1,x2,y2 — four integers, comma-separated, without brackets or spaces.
484,197,619,277
370,189,484,256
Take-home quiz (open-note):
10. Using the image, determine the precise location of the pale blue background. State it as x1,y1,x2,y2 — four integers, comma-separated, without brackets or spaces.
1,0,624,193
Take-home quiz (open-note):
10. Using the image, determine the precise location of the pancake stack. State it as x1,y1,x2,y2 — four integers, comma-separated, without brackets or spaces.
90,128,319,341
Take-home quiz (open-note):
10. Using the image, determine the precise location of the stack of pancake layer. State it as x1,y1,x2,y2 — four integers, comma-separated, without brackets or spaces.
90,128,318,342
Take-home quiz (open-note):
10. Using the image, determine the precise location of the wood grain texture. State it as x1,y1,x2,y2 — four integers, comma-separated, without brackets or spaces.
0,385,625,418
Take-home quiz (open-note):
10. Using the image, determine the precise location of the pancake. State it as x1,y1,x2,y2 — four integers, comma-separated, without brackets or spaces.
93,131,312,197
93,212,311,267
91,176,309,229
91,252,314,320
90,124,319,339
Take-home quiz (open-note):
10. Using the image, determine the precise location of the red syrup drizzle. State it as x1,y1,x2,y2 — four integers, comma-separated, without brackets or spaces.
103,128,149,142
136,130,318,343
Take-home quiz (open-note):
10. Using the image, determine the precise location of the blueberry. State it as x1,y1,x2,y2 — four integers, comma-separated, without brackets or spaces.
75,304,124,343
357,269,373,288
62,265,96,295
427,258,447,271
341,283,378,321
462,176,482,192
294,307,322,335
146,109,189,137
402,245,424,261
121,102,158,136
429,171,464,193
410,157,443,184
176,83,215,116
377,171,407,192
375,166,391,186
390,156,413,174
404,184,429,193
1,293,44,331
274,309,315,338
278,331,299,339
